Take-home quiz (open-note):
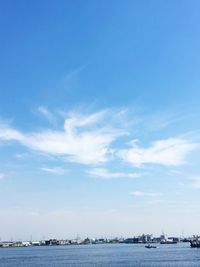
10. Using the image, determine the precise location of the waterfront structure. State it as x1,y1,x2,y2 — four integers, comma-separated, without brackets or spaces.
190,237,200,248
0,233,197,248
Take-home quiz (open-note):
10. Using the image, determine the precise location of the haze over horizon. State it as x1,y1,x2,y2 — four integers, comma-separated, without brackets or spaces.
0,0,200,240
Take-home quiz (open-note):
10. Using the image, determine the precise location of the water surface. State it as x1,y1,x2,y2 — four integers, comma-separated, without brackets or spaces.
0,243,200,266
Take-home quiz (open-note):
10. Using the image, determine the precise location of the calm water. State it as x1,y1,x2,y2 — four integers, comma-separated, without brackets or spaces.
0,243,200,267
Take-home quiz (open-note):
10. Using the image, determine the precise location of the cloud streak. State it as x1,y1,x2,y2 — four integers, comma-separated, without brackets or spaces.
119,138,198,167
130,191,162,197
38,106,56,125
40,167,68,175
87,168,141,179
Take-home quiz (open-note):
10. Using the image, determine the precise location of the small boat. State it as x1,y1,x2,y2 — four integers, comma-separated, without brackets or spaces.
145,244,157,249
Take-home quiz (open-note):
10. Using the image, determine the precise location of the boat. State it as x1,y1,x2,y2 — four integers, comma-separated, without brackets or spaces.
190,238,200,248
145,244,157,249
160,234,177,244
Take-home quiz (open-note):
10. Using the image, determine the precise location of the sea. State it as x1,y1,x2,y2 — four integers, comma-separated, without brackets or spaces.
0,243,200,267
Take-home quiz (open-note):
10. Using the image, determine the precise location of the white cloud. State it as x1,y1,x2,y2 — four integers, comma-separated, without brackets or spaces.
130,191,162,197
87,168,141,179
41,167,68,175
0,111,124,165
0,173,6,180
119,138,198,167
0,125,23,141
0,110,198,167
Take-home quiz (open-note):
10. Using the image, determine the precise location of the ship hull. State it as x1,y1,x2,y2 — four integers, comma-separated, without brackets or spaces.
160,241,177,244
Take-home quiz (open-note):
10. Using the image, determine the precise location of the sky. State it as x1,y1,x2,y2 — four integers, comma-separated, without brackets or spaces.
0,0,200,241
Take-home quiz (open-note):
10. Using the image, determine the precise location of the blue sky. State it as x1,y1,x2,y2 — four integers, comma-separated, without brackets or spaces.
0,0,200,240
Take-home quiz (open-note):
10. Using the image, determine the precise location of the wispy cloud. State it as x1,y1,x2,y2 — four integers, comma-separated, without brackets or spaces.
63,64,88,82
142,111,187,132
130,191,162,197
168,170,184,176
0,109,198,169
119,138,198,167
189,176,200,189
87,168,141,179
40,167,68,175
38,106,56,125
0,110,124,165
14,153,32,159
